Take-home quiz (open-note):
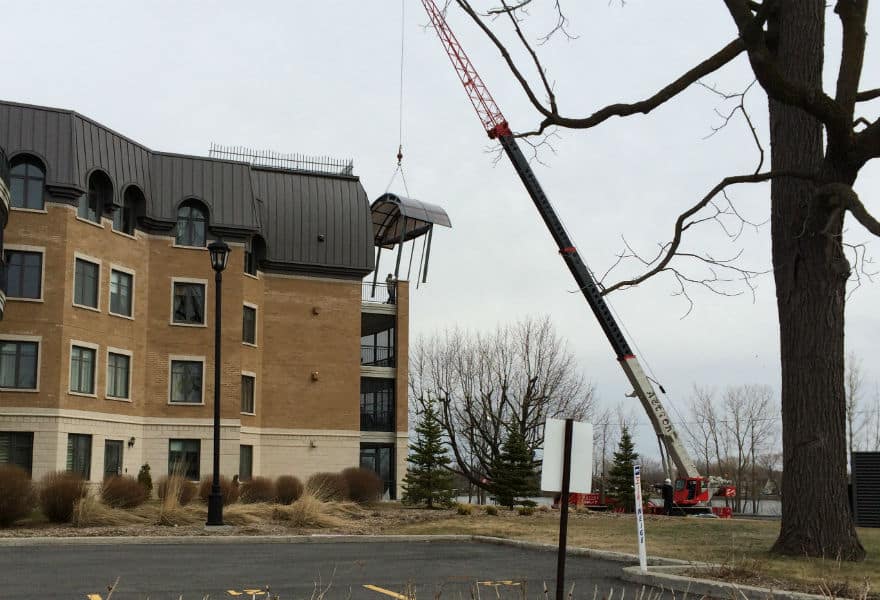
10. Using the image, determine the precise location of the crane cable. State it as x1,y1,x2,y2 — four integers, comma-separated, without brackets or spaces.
385,0,411,198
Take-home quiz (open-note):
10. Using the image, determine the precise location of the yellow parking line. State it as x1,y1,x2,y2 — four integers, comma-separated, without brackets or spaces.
363,584,409,600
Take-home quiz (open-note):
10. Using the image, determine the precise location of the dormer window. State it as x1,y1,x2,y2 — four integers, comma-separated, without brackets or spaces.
176,201,207,247
79,171,112,224
10,156,45,210
113,186,144,235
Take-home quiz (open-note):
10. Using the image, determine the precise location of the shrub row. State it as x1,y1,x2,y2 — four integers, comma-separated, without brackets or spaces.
0,466,383,527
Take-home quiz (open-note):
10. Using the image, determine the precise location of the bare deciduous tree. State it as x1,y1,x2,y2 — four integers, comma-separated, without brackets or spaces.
845,351,866,470
410,315,595,494
445,0,875,559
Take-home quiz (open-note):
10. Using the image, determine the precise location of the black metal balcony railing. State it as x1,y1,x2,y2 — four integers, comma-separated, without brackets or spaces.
361,345,394,367
362,281,396,305
0,146,9,216
360,410,395,432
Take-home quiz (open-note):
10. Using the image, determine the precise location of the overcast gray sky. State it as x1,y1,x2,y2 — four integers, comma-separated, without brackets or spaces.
5,1,879,459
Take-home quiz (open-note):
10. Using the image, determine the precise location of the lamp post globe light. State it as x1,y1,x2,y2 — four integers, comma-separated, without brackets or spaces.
206,239,230,526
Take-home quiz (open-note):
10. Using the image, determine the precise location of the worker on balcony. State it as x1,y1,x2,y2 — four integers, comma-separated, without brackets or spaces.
386,273,396,304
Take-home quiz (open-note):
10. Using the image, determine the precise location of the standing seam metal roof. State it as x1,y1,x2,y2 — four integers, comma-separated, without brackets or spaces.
0,100,373,275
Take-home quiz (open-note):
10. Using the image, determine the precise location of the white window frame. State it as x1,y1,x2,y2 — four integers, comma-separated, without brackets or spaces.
0,334,42,393
168,355,206,406
170,277,208,328
68,339,100,398
242,302,258,347
105,346,133,402
108,264,136,320
241,370,257,415
4,244,46,303
72,252,102,312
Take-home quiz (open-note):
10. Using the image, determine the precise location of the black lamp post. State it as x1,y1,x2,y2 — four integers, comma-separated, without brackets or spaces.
206,239,230,526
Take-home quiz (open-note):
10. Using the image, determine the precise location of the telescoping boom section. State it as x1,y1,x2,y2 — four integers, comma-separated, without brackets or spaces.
420,0,731,510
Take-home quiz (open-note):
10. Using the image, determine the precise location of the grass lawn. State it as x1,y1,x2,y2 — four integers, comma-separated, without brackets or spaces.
382,507,879,597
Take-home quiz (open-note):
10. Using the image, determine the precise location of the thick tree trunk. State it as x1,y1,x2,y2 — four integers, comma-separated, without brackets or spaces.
768,1,865,560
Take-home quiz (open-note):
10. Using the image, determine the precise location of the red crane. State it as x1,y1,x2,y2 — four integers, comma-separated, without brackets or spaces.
419,0,735,514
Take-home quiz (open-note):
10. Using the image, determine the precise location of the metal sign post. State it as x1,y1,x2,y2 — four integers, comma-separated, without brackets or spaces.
633,464,648,575
555,418,573,600
542,418,592,600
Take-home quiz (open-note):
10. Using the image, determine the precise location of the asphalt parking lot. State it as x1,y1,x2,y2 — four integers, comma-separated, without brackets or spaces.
0,539,656,599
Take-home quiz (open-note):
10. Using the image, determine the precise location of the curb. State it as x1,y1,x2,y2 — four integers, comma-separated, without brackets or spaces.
470,536,690,567
621,565,847,600
0,534,473,547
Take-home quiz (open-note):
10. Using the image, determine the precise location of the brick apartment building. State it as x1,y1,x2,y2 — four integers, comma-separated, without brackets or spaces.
0,100,437,499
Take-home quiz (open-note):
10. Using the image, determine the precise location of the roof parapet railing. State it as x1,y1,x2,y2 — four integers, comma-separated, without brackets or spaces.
208,143,354,176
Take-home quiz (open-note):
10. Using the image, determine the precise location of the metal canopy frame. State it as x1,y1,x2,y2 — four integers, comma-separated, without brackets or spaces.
368,193,452,288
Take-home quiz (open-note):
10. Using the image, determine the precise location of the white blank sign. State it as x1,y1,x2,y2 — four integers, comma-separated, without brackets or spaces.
540,419,593,493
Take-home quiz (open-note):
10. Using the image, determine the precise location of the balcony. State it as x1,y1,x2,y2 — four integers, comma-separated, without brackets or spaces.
362,281,396,306
360,410,395,432
361,344,394,367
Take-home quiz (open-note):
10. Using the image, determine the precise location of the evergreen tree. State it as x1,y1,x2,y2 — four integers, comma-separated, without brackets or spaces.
402,398,454,508
489,428,539,509
607,427,640,512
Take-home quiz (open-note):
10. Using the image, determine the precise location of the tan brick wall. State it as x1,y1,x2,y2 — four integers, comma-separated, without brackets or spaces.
2,202,409,492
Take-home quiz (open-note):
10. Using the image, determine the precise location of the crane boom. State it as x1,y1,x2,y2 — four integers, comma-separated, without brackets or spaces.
420,0,700,480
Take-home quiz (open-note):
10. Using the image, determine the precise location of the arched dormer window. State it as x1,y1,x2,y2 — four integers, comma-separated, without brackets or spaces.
113,186,144,235
10,155,45,210
176,200,207,247
79,171,112,224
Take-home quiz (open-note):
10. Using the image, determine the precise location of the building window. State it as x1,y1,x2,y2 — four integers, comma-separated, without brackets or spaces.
113,186,143,235
74,258,100,309
176,202,207,247
361,326,395,367
172,282,205,325
360,378,395,432
106,352,131,399
67,434,92,479
0,340,39,390
4,250,42,300
109,269,133,317
244,248,256,276
78,171,112,224
169,439,200,480
170,359,203,404
242,305,257,345
239,445,253,482
0,432,34,475
241,374,255,414
9,157,45,210
70,345,97,395
360,444,395,500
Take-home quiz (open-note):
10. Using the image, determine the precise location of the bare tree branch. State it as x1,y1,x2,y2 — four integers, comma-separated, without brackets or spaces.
453,0,747,136
855,88,880,102
600,171,816,295
833,0,869,123
815,183,880,237
722,0,851,153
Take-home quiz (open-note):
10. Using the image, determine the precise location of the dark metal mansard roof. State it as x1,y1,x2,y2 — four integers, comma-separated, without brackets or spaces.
370,193,452,249
0,100,374,277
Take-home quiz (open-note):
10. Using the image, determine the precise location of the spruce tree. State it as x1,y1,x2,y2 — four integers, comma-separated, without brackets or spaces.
607,426,640,512
402,399,454,508
489,428,539,509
